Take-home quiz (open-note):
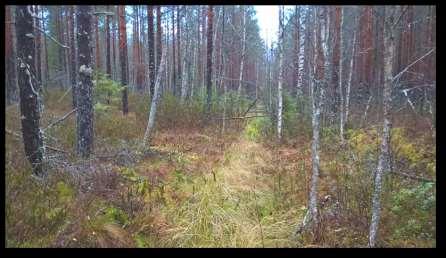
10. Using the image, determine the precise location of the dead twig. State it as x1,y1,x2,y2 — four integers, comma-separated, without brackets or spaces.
46,145,70,154
44,108,77,131
391,171,435,183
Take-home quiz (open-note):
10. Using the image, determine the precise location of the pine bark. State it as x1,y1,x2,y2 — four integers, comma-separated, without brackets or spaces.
118,5,129,115
105,5,112,78
94,8,101,72
6,5,18,104
76,5,94,158
16,5,45,176
69,6,77,108
34,6,42,86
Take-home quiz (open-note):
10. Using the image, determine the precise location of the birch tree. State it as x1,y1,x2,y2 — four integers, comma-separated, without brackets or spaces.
205,5,214,115
338,7,345,144
277,6,284,141
76,5,94,158
16,5,45,177
147,5,155,98
156,6,162,75
369,6,396,248
237,6,246,99
296,6,328,235
143,49,166,148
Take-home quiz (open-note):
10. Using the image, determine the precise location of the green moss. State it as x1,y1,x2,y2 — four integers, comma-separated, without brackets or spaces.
56,181,74,203
244,117,272,142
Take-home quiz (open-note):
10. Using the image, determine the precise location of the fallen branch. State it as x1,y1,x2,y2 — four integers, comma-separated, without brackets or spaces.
241,98,258,117
46,145,69,154
44,108,77,131
93,11,115,16
390,171,435,183
57,87,73,103
214,115,266,120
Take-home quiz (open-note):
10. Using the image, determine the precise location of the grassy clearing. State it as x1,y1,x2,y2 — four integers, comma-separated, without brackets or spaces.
5,89,436,247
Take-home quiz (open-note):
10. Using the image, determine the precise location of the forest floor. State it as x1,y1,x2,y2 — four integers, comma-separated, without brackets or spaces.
5,90,436,247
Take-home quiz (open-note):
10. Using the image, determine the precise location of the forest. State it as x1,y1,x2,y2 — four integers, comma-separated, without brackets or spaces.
5,5,436,248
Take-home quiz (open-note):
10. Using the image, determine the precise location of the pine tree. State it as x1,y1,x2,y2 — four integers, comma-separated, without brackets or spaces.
118,5,129,115
76,5,94,158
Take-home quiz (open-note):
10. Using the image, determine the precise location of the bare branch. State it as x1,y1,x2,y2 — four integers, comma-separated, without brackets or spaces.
93,11,115,16
46,145,69,154
392,48,435,82
391,171,435,183
43,108,77,131
33,25,70,49
213,115,266,120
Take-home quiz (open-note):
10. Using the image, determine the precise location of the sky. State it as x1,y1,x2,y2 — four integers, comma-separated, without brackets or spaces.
254,5,279,47
254,5,295,47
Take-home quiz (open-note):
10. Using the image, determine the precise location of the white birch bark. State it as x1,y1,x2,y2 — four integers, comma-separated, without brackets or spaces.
339,7,345,143
297,9,306,100
277,6,284,141
237,6,246,98
369,6,395,248
345,25,356,127
143,49,166,148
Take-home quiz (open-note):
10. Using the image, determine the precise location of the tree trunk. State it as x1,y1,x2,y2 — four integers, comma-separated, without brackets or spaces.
221,7,226,134
76,5,94,158
177,6,182,93
118,5,129,115
156,6,162,76
148,5,155,98
338,7,345,143
94,8,101,73
345,11,357,127
277,6,284,141
205,6,214,116
16,5,45,177
143,49,166,147
171,8,176,96
369,6,395,248
309,6,326,228
35,6,42,87
6,5,18,104
237,6,246,99
112,6,117,80
294,6,300,99
42,6,50,83
106,5,112,78
69,6,77,109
